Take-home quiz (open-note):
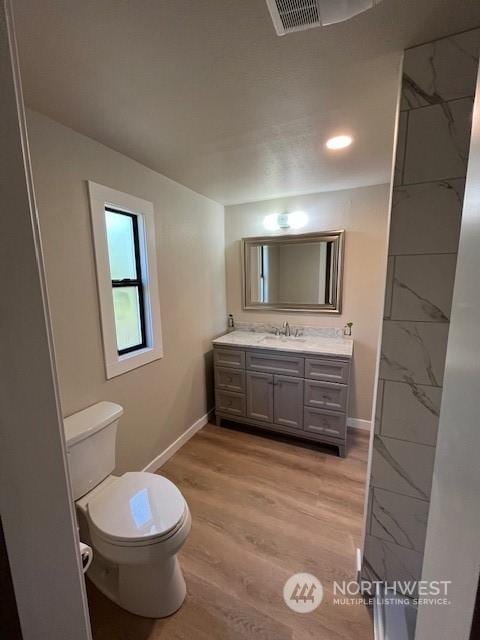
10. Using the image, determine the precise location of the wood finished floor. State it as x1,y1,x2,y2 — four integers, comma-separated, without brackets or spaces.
88,423,372,640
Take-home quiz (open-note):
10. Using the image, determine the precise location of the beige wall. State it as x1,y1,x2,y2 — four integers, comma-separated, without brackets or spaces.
225,185,390,421
277,243,322,304
27,110,227,473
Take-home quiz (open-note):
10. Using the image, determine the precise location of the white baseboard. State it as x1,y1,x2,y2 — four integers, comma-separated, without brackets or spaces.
142,410,213,473
347,417,372,431
142,412,370,473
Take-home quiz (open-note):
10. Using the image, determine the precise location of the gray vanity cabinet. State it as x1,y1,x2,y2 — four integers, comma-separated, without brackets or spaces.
305,358,349,384
304,407,346,439
215,390,246,417
215,367,245,394
214,348,245,369
246,371,274,422
274,376,304,430
304,380,348,413
246,352,304,377
246,372,304,429
214,344,350,456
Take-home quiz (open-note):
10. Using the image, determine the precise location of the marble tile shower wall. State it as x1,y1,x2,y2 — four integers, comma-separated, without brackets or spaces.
363,29,480,589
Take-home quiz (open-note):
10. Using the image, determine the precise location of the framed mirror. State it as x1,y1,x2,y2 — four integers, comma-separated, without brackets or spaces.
242,230,344,313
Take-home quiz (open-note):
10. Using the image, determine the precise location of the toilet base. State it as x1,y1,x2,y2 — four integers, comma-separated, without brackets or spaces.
118,555,186,618
88,552,187,618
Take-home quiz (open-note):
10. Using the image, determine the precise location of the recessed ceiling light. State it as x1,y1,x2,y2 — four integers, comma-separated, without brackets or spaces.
326,135,353,150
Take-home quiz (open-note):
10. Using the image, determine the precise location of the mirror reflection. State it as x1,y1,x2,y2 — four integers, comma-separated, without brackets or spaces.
249,241,335,305
243,231,344,313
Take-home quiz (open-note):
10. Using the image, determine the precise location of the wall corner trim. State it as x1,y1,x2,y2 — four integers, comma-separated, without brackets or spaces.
143,410,213,472
347,417,372,431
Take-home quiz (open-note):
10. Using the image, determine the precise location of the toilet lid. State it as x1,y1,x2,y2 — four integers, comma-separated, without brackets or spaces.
88,472,186,544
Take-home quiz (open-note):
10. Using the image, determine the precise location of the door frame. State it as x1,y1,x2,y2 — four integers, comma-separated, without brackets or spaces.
0,2,92,638
414,63,480,640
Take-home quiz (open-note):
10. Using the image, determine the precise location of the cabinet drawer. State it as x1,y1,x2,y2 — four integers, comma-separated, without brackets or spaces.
214,348,245,369
215,366,245,393
304,407,346,439
304,380,348,413
305,358,350,384
246,351,304,377
215,390,246,417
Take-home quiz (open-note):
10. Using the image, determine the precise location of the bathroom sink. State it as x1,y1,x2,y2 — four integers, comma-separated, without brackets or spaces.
260,335,306,344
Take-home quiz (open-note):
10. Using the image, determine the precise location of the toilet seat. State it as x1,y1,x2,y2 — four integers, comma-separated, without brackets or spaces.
87,472,187,547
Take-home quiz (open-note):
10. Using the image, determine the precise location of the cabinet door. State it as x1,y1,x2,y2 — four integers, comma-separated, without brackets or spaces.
246,371,274,423
274,375,304,430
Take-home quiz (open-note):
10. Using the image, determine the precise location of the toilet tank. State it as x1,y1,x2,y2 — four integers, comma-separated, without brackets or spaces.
64,401,124,500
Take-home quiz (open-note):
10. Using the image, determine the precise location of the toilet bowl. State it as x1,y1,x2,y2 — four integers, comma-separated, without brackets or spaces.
64,402,191,618
77,471,191,618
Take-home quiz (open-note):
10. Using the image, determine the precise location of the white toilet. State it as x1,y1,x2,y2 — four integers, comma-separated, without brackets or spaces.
64,401,191,618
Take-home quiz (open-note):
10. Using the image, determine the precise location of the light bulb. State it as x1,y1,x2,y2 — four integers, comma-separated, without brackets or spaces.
288,211,308,229
326,135,353,150
263,213,280,231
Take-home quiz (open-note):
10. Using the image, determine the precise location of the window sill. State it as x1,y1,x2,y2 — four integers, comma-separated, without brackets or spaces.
106,345,163,379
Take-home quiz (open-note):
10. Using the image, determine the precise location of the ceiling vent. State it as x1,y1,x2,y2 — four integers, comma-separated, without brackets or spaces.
265,0,383,36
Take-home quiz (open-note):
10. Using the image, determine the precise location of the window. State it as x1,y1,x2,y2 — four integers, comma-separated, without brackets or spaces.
88,182,163,378
260,245,268,303
105,208,146,354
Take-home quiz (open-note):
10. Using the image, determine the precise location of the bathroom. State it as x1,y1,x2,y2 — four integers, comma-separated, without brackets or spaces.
2,2,480,640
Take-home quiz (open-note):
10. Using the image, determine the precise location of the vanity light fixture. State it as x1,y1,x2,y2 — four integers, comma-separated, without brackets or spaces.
287,211,308,229
326,135,353,150
263,211,308,231
263,213,282,231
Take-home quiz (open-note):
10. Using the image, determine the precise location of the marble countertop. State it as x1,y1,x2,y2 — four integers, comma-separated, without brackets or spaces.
213,330,353,358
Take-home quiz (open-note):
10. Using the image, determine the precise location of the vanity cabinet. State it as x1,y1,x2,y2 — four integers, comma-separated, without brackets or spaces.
305,357,349,384
246,351,304,377
246,371,274,422
245,371,304,429
215,366,245,393
214,344,350,456
274,375,304,430
304,380,348,413
215,389,246,417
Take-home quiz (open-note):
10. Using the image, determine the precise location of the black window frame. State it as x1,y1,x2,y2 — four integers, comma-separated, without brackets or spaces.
105,206,147,355
260,245,266,303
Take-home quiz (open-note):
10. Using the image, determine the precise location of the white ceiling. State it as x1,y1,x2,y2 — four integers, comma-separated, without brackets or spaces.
14,0,480,205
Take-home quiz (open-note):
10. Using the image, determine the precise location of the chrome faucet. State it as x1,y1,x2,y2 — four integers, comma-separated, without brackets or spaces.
283,321,291,337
